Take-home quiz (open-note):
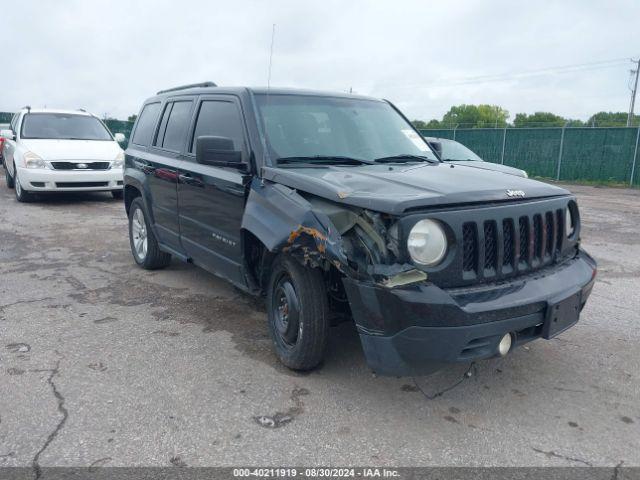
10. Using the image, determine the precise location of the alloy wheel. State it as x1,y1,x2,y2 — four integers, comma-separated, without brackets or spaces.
131,208,148,261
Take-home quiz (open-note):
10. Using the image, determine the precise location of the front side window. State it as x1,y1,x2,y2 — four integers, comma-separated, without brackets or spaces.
190,100,245,153
438,139,483,162
21,113,112,141
161,101,192,152
131,103,161,146
254,94,438,164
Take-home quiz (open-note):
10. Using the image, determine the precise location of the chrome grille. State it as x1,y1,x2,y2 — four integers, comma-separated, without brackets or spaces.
50,161,111,170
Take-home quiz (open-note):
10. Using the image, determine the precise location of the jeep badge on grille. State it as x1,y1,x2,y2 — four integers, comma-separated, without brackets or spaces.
506,189,525,197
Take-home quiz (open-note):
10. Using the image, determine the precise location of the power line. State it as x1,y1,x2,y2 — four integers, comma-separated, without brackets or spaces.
384,57,632,89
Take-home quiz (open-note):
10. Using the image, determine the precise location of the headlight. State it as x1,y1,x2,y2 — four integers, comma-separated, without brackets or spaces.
24,151,47,169
566,206,575,238
112,151,124,169
407,219,448,266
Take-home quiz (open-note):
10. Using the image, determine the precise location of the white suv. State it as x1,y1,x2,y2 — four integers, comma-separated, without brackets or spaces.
1,108,125,202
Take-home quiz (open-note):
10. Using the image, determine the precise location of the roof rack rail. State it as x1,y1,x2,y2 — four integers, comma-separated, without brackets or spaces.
156,81,217,95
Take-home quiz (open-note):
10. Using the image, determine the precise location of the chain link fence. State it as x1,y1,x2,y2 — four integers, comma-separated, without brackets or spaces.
3,110,639,186
421,127,640,187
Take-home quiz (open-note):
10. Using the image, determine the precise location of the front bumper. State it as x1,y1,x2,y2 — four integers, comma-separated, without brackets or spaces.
343,249,597,376
16,167,123,192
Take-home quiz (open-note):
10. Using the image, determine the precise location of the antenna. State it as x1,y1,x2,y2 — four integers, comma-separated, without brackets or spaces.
267,24,276,89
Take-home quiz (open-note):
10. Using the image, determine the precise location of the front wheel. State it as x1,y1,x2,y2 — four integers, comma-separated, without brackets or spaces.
266,255,329,371
111,190,123,199
14,168,33,202
128,197,171,270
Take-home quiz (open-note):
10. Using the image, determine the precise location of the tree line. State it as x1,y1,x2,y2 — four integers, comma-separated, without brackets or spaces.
412,105,640,129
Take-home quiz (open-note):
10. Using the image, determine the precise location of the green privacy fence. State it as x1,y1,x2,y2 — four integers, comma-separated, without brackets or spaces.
420,127,640,187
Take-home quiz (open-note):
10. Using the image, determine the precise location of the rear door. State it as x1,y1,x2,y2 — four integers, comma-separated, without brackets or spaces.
130,99,194,250
177,95,251,286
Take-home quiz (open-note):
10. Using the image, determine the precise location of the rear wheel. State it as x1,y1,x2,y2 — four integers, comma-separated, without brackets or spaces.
266,255,329,371
14,168,34,202
128,197,171,269
5,163,14,189
111,190,123,199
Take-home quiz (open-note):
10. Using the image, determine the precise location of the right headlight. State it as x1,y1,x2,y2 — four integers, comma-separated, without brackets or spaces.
24,151,47,169
407,219,448,267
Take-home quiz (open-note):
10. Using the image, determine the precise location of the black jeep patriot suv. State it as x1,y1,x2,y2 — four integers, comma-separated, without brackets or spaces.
123,82,596,376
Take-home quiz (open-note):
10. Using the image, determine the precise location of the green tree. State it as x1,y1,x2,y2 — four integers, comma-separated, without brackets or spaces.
513,112,566,128
441,104,509,128
127,114,138,123
411,119,429,129
586,112,639,127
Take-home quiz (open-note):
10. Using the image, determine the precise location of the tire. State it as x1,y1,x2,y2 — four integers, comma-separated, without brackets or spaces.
5,163,14,189
111,190,123,199
266,255,329,371
128,197,171,270
14,167,34,202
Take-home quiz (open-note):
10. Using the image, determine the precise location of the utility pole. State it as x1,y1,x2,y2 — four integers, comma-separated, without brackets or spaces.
628,57,640,127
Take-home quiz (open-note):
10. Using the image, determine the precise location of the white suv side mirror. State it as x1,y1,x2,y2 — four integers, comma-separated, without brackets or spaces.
114,133,126,143
0,129,15,140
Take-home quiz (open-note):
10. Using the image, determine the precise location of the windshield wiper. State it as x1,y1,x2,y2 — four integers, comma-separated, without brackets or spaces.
373,154,439,164
276,155,373,166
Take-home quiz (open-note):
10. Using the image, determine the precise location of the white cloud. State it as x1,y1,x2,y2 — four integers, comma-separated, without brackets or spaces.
2,0,638,121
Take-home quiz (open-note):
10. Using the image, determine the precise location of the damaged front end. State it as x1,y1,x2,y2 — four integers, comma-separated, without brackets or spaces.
242,177,425,289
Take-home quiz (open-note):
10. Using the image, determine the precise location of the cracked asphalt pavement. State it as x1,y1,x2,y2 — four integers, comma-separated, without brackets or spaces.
0,179,639,469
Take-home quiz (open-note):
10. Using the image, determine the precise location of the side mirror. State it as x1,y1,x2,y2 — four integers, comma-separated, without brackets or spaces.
429,141,442,157
114,133,126,143
195,136,246,170
0,129,15,141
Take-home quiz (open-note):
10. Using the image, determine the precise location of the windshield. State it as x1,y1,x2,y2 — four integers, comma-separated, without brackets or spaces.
21,113,113,140
437,139,483,162
254,94,438,164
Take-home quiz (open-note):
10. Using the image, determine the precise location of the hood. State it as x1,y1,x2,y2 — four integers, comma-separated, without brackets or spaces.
262,162,569,215
21,139,122,161
446,160,527,178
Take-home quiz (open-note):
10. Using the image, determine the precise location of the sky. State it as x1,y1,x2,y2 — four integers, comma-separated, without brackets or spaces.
2,0,639,122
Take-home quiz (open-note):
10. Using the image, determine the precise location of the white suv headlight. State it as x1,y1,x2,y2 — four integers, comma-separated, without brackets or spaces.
407,219,448,266
24,151,47,169
112,151,124,169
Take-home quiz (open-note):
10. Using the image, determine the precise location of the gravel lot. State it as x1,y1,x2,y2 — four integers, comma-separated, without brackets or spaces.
0,177,638,469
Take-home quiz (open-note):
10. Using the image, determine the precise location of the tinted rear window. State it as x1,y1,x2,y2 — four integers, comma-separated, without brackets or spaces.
131,103,161,146
161,101,192,151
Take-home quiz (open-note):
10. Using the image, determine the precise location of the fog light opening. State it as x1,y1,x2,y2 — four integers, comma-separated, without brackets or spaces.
498,333,513,357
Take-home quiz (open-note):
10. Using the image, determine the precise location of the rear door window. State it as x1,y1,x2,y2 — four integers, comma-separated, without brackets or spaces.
190,100,245,153
131,103,161,146
161,101,193,152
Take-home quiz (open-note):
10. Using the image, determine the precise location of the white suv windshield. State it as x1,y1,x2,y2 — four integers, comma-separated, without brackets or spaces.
255,94,438,164
21,113,112,141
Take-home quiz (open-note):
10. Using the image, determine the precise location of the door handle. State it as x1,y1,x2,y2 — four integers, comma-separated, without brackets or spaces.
178,173,205,187
134,159,155,174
